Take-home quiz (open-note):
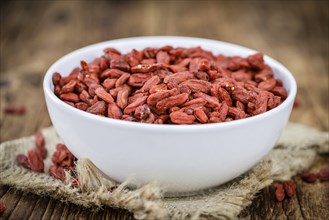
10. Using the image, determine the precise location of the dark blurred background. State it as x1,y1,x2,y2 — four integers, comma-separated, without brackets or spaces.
0,0,328,141
1,1,328,70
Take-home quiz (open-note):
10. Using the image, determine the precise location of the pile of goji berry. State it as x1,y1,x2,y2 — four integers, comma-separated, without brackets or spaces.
53,46,287,124
16,131,76,181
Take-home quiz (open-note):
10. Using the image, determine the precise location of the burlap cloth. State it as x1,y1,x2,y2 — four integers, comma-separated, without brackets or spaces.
0,122,328,219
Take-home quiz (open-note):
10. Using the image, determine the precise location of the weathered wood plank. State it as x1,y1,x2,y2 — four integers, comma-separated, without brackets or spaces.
0,185,9,198
28,196,51,220
39,197,58,220
0,188,23,219
48,200,66,220
8,191,38,220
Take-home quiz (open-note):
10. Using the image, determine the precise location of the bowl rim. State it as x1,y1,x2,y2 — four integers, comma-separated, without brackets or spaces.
43,36,297,133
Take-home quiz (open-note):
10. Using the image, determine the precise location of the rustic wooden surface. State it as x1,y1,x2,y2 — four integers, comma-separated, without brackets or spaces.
0,0,328,219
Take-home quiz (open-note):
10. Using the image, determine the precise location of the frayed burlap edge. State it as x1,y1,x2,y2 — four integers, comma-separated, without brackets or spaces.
162,160,273,220
0,128,167,219
0,123,328,219
161,123,328,220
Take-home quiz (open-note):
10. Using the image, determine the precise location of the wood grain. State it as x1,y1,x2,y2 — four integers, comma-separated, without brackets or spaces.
0,1,328,219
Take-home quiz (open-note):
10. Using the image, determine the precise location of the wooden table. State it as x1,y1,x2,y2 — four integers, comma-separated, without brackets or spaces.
1,1,328,219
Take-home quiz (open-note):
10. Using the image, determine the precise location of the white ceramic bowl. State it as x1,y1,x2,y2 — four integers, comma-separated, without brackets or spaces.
43,36,297,193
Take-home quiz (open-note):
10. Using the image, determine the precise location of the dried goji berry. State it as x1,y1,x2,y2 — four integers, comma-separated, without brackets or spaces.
275,183,285,202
